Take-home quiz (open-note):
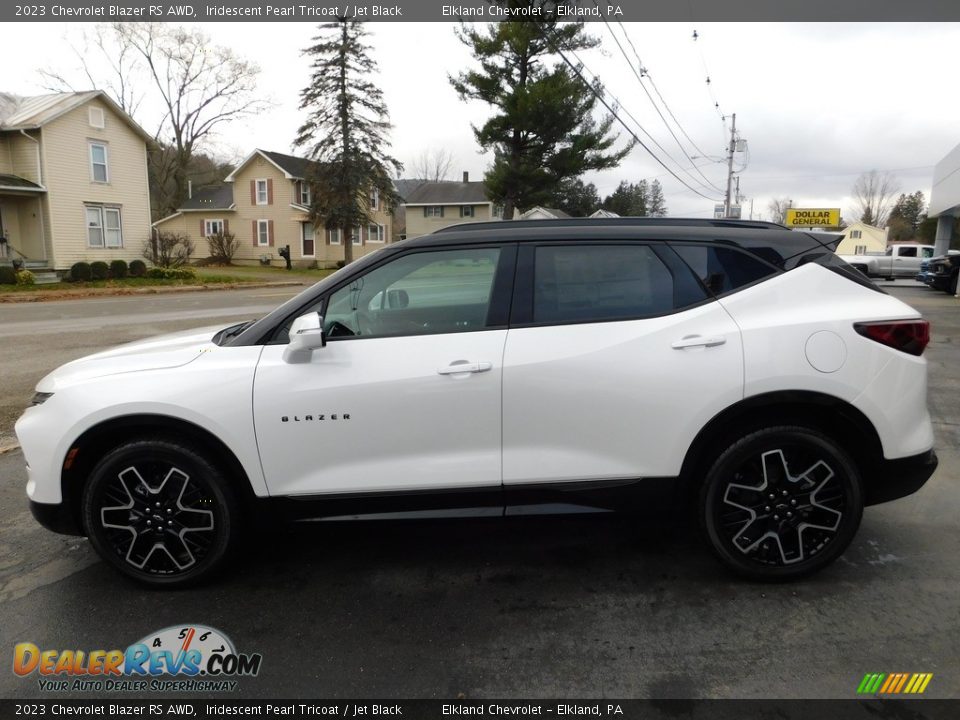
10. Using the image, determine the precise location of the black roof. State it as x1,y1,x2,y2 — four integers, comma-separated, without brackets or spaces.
404,180,490,205
260,149,316,179
180,184,234,210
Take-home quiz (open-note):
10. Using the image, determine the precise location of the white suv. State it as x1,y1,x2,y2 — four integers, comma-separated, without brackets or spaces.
16,219,938,586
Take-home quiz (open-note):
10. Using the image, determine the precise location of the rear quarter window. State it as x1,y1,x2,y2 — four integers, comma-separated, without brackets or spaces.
671,244,778,295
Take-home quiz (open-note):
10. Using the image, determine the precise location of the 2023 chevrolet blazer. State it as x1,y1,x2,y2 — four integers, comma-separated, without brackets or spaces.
16,219,938,586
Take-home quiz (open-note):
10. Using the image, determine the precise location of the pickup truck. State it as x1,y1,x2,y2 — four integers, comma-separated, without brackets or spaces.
927,252,960,295
837,244,935,280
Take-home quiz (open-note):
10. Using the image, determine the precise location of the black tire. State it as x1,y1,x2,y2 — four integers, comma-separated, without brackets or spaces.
700,426,863,581
82,438,238,588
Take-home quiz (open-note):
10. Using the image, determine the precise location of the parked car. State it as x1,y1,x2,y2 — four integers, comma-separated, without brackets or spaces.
16,219,938,586
837,244,934,280
917,250,959,285
927,251,960,295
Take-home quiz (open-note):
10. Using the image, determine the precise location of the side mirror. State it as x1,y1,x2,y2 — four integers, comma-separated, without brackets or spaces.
282,312,326,364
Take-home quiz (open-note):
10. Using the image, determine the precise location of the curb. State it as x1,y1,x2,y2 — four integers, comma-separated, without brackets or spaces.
0,280,305,303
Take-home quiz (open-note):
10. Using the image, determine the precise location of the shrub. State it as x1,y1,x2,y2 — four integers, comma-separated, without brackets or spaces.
90,261,110,280
142,232,195,268
0,266,16,285
145,266,198,280
206,231,240,264
336,260,346,269
129,259,147,277
15,269,35,286
70,262,92,282
109,259,128,279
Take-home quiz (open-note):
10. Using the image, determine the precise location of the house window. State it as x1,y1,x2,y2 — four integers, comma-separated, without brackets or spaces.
370,188,379,211
850,230,862,239
86,206,122,248
256,179,268,205
297,181,311,206
88,107,105,129
329,228,341,245
460,205,474,218
257,219,270,246
302,223,315,257
352,226,363,245
89,142,108,183
855,244,867,254
492,204,504,218
367,223,384,243
424,206,444,218
204,219,224,237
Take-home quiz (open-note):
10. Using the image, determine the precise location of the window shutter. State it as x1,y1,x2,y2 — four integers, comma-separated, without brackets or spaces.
250,180,256,205
223,219,229,235
268,219,274,246
440,206,445,218
423,207,428,218
267,179,274,205
200,220,206,237
252,220,257,246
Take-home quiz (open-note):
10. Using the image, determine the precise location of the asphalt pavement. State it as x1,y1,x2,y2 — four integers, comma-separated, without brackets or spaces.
0,283,958,699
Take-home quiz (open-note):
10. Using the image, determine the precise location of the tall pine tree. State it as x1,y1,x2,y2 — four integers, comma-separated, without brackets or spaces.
450,8,631,220
296,20,401,264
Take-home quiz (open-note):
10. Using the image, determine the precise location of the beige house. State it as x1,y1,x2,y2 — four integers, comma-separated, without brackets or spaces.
835,222,888,255
0,91,153,272
154,149,393,268
403,174,500,239
518,206,571,220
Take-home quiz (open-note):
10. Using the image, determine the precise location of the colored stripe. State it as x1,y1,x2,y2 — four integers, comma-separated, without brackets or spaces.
869,674,886,693
856,674,873,694
918,674,933,694
904,674,920,693
894,674,909,693
880,675,896,694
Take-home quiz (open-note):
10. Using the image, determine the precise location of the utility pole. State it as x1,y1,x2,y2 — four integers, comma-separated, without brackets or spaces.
724,112,736,218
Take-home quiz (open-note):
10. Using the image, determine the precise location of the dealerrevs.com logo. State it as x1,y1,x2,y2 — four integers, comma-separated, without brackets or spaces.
14,624,262,693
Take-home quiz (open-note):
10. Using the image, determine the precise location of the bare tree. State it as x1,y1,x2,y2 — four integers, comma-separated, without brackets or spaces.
411,149,456,183
41,23,268,218
851,170,900,228
767,196,794,224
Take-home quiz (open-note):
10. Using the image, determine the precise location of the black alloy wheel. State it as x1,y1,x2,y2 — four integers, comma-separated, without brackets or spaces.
700,426,863,581
82,438,237,587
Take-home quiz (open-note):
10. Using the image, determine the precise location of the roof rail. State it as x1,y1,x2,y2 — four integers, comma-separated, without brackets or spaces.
432,217,788,234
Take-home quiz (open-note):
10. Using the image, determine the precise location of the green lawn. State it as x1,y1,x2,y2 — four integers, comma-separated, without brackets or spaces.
194,264,337,283
0,273,265,294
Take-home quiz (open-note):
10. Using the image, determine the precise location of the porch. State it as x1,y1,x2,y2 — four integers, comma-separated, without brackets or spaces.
0,175,51,279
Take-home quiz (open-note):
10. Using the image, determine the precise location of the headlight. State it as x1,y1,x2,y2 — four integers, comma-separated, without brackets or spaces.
30,392,53,406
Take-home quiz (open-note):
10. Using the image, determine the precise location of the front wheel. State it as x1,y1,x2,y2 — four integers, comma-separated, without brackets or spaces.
82,438,238,588
700,426,863,581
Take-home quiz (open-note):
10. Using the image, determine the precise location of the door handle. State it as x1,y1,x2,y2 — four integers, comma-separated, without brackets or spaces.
671,335,727,349
437,361,493,375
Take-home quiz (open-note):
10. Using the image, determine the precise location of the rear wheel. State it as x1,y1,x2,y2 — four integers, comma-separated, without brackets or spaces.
82,438,238,587
700,426,863,581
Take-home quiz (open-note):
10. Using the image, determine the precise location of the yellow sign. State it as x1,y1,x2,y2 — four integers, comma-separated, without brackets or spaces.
785,208,841,228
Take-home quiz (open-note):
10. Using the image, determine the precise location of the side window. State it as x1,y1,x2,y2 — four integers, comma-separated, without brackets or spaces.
323,247,502,339
922,247,934,258
898,246,917,258
671,244,777,296
532,245,679,324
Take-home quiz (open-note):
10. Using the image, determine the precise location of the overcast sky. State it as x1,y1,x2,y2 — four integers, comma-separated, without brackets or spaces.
5,21,960,220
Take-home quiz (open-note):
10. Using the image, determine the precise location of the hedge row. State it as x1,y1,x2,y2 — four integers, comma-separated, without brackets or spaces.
70,259,147,282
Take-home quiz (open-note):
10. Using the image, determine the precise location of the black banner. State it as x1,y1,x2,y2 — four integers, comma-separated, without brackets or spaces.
1,700,958,719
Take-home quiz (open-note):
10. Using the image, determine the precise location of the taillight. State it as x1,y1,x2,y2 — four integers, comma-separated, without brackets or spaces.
854,320,930,356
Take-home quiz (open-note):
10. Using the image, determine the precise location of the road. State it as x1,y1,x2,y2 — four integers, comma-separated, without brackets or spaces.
0,283,957,699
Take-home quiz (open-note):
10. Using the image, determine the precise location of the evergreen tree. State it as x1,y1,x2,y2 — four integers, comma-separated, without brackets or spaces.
450,9,631,220
296,20,401,264
550,177,600,217
647,180,667,217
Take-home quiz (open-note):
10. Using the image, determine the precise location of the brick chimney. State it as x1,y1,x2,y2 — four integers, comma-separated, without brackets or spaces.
463,171,469,183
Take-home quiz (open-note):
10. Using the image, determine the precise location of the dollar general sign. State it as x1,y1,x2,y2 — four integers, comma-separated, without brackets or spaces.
785,208,841,228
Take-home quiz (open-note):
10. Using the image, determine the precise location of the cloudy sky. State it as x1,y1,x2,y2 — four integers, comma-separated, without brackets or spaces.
5,21,959,220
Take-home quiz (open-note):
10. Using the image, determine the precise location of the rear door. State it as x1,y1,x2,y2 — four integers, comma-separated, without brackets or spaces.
501,242,745,486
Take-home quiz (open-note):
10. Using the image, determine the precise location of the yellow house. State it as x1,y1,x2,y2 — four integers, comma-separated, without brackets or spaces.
835,222,888,255
0,91,154,272
154,149,393,268
403,174,500,239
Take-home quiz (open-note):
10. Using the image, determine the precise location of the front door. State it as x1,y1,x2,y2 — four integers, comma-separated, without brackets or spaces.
253,245,513,497
301,222,315,259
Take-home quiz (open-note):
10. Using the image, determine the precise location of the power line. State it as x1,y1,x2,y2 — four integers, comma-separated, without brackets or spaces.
542,27,721,202
593,12,725,195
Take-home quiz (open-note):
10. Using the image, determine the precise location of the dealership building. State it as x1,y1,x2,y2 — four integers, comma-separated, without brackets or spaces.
930,142,960,256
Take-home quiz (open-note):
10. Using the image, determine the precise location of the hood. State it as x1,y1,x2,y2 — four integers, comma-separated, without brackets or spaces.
36,324,229,392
